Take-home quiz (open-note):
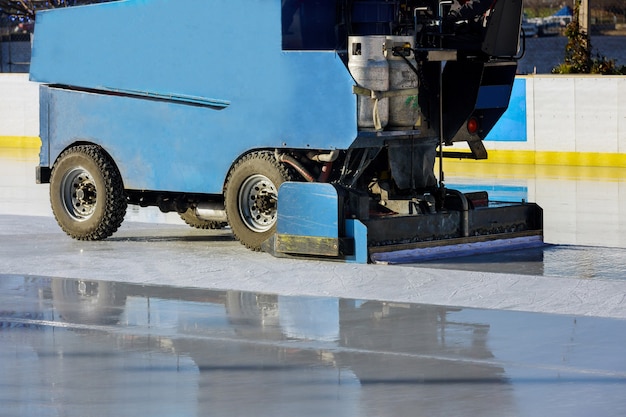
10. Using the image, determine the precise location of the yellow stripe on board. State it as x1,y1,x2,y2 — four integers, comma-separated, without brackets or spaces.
441,160,626,181
0,136,41,149
2,136,625,179
482,150,626,168
0,136,41,159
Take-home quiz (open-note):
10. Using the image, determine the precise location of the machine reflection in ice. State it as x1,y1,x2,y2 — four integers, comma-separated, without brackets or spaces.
1,276,513,417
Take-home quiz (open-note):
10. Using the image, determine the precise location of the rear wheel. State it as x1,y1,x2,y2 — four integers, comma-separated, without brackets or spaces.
50,145,127,240
225,152,293,250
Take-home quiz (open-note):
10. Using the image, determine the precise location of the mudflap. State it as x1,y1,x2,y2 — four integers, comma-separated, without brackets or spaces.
262,182,543,264
262,182,368,263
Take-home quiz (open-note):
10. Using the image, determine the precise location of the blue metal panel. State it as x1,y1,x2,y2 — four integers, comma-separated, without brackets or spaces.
277,182,339,238
44,86,233,192
34,0,360,192
31,0,283,100
30,0,357,141
485,78,527,142
38,85,50,166
344,219,368,264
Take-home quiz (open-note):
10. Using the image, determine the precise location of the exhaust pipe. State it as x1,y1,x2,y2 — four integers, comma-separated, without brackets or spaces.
195,202,228,222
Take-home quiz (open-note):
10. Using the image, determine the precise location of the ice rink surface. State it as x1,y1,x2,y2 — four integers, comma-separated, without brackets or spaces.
2,275,626,417
1,146,626,416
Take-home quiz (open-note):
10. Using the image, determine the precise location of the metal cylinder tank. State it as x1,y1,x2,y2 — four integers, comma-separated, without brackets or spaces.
348,35,389,130
385,36,420,129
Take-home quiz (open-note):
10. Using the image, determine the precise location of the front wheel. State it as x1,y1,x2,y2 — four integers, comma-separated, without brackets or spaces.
50,145,127,240
225,151,293,250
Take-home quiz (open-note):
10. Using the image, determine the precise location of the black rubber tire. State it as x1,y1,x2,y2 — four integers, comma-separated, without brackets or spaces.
179,208,226,230
225,151,293,251
50,145,127,240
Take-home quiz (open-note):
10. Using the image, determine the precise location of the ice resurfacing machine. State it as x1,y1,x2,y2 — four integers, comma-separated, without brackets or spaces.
31,0,542,263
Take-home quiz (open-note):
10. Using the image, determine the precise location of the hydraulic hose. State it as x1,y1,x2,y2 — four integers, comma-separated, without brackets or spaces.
275,152,316,183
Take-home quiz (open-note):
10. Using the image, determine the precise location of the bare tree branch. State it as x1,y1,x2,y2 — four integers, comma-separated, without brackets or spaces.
0,0,112,20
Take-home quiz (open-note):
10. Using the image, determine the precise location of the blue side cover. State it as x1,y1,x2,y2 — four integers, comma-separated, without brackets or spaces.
277,182,339,238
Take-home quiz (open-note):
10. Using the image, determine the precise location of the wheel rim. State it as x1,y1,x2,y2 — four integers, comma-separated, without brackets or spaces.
237,174,278,233
60,166,98,221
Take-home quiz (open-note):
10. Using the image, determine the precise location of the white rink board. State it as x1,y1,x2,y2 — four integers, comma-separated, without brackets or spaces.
0,74,39,137
488,75,626,155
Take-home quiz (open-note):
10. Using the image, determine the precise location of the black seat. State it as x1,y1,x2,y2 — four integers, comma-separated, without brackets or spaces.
481,0,523,57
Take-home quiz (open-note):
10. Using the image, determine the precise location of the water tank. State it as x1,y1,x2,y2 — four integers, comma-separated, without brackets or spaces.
385,36,420,129
348,36,389,130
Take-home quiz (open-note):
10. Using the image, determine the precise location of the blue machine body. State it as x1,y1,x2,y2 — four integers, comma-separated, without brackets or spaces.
32,0,356,193
31,0,542,263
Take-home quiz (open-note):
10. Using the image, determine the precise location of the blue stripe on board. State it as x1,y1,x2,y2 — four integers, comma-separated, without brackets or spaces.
485,78,527,142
